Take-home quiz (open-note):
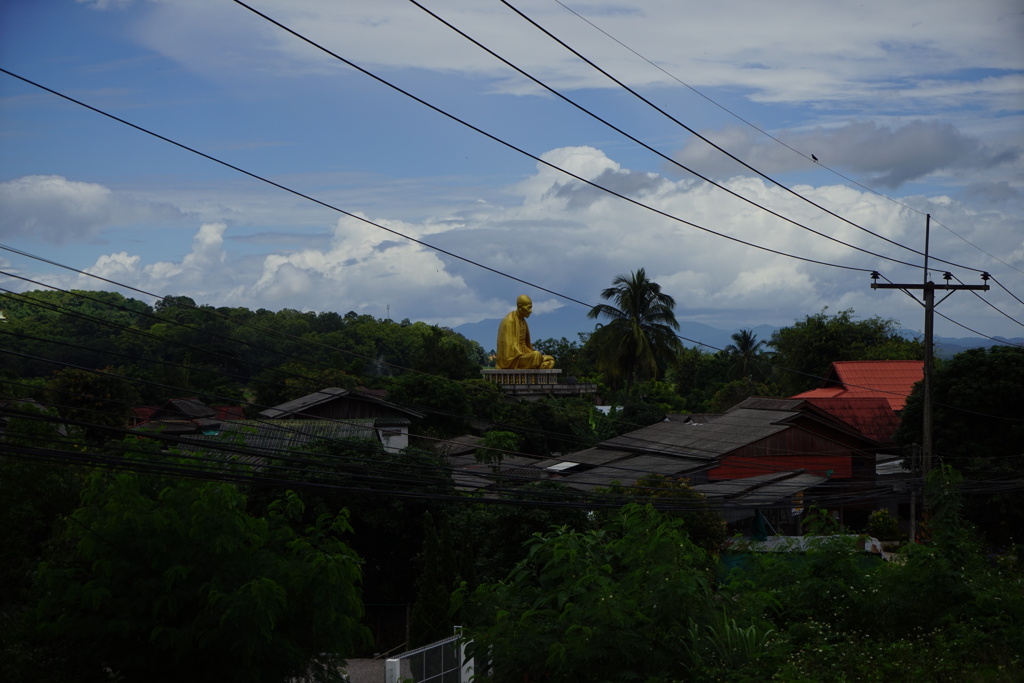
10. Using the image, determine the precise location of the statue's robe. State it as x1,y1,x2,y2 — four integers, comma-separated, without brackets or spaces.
496,311,552,369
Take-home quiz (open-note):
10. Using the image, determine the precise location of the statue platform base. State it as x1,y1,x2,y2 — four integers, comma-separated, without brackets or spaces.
480,369,597,400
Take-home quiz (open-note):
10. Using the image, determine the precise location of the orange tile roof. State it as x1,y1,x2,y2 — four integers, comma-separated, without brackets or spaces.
792,387,844,400
792,360,923,411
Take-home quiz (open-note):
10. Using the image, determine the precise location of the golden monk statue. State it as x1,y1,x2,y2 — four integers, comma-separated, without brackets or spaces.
496,295,555,369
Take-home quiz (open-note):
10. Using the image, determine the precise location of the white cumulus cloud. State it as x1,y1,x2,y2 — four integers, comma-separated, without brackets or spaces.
0,175,186,245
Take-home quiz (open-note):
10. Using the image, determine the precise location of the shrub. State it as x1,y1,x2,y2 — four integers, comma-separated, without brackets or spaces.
458,504,714,682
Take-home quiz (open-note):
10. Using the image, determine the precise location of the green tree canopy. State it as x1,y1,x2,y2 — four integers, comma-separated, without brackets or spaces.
895,345,1024,544
459,504,713,682
31,471,369,682
587,268,683,389
603,474,727,557
534,333,599,379
725,329,768,380
769,308,922,395
46,366,140,443
666,346,732,412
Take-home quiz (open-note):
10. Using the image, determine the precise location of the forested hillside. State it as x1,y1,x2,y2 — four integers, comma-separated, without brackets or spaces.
0,289,486,406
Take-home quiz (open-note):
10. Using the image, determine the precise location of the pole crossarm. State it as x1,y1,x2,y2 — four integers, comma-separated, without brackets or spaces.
867,214,992,534
869,274,989,479
870,283,990,291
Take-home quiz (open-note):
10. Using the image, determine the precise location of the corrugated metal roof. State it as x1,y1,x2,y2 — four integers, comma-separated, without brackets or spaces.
544,397,866,488
792,387,844,400
259,388,349,418
664,413,723,424
373,417,412,427
693,470,826,505
502,467,545,482
553,453,709,491
876,454,911,476
723,398,882,444
260,387,423,420
729,397,803,411
602,417,780,459
526,396,880,496
437,434,483,457
133,420,209,435
445,453,548,492
539,447,640,468
172,419,378,465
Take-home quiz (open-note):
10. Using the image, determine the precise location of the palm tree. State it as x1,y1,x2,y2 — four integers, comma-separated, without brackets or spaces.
724,329,766,380
587,268,682,387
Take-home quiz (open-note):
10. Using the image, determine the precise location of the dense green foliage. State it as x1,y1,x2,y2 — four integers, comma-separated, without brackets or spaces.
7,465,368,682
2,288,930,424
448,482,592,588
599,474,728,557
768,308,923,395
459,505,715,682
462,486,1024,682
0,290,486,410
895,345,1024,545
0,402,85,617
724,329,769,381
3,287,1022,681
714,468,1024,681
587,269,684,389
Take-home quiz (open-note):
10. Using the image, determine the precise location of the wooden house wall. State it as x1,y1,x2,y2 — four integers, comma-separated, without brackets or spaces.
774,417,876,482
710,427,874,482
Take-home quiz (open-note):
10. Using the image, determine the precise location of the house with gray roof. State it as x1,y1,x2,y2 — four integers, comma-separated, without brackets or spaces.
167,418,379,467
259,387,423,454
536,397,882,534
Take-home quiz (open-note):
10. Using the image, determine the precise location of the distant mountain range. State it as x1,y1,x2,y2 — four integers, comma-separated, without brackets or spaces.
454,312,1021,359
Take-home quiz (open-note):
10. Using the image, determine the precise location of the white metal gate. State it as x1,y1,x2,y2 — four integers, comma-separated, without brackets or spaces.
384,629,473,683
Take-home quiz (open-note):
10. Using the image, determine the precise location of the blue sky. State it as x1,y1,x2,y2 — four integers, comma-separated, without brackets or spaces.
1,0,1022,348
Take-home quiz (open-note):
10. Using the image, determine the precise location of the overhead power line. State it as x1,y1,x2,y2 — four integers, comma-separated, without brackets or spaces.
9,59,977,397
5,405,1020,512
494,0,986,275
213,8,872,274
6,394,1019,512
2,17,1019,428
5,254,1019,438
550,0,937,221
550,0,1024,287
225,3,1024,335
405,0,924,271
0,72,589,311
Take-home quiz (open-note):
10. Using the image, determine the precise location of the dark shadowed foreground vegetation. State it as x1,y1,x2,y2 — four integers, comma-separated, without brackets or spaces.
1,289,1021,681
460,472,1023,682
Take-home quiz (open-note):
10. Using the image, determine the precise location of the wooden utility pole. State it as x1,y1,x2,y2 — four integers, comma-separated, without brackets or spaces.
870,215,990,475
870,215,989,536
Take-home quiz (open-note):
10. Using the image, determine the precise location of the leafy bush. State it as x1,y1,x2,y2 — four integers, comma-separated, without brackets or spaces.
866,509,900,541
458,504,714,682
719,524,1024,680
30,472,369,682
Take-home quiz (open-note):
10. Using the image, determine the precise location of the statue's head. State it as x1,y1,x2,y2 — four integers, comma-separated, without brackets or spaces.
516,294,533,318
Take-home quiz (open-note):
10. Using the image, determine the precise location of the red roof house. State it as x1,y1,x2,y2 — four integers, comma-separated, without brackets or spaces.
790,360,923,445
797,396,901,443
